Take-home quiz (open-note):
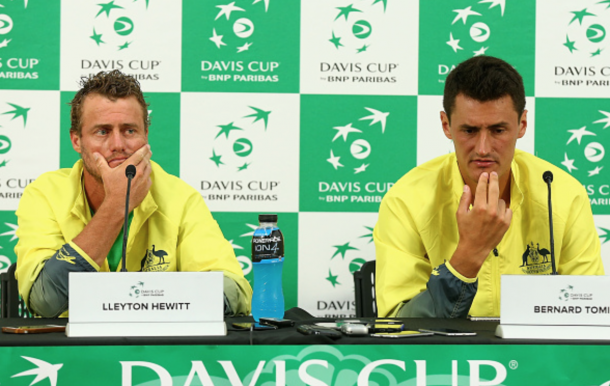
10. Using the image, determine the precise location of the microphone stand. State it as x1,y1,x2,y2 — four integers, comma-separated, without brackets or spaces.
543,171,558,275
121,165,136,272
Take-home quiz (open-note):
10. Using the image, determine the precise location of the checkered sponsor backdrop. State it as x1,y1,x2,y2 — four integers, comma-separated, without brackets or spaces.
0,0,609,317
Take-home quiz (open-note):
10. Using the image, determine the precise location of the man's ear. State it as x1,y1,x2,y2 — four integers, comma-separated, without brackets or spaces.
517,110,527,139
70,130,82,154
441,111,453,140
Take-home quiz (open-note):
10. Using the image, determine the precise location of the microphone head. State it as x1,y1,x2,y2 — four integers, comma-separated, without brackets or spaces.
543,171,553,183
125,165,136,178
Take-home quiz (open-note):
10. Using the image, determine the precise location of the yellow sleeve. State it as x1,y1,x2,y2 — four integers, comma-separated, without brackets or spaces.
558,187,604,275
374,191,432,317
15,183,100,312
176,191,252,315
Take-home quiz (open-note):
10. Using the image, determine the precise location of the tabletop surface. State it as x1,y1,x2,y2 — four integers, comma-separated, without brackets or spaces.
1,309,608,347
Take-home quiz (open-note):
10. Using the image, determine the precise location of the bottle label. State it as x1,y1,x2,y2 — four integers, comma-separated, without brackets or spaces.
252,227,284,263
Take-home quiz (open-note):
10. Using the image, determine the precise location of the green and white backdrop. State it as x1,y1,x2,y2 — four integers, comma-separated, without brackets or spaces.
0,0,609,318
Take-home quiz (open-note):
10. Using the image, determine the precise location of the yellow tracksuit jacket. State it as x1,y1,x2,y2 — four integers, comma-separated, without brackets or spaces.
374,150,604,317
15,160,252,317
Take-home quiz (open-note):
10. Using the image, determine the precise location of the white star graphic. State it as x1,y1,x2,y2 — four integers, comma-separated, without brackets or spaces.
215,2,245,20
252,0,270,12
0,223,18,241
359,108,389,134
561,153,578,173
237,42,252,53
0,38,11,48
589,166,603,176
566,126,596,145
452,6,481,25
354,163,369,174
228,240,244,249
327,150,344,169
593,110,610,129
240,224,258,238
478,0,506,16
473,46,488,56
209,28,226,49
332,123,362,142
12,356,63,386
446,32,463,53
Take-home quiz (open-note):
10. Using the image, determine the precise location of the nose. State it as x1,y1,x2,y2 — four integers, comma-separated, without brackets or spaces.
108,130,126,153
475,130,491,156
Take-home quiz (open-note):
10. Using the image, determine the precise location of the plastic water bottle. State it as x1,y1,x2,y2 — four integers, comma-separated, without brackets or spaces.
251,214,285,321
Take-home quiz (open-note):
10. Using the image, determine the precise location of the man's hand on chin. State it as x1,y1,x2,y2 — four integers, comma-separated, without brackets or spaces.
451,171,513,278
93,144,153,213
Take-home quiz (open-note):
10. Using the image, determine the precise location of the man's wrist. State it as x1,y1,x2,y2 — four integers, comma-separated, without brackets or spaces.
96,197,127,222
450,244,488,279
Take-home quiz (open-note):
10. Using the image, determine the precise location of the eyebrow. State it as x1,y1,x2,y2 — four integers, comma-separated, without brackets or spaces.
91,123,140,130
459,121,510,130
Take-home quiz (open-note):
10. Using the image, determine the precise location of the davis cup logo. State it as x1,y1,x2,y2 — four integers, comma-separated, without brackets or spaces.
0,13,14,49
326,107,389,175
208,1,269,53
208,106,271,172
0,0,29,49
327,1,387,54
600,227,610,246
326,226,373,289
560,110,610,180
88,0,149,50
446,1,506,57
129,281,144,298
227,222,257,278
0,220,17,273
562,2,610,58
0,102,29,168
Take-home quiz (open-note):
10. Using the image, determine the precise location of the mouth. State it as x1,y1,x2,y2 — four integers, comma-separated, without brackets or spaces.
471,159,496,168
107,157,128,168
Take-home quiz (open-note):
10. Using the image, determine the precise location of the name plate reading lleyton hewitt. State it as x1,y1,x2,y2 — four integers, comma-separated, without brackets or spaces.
67,272,225,338
496,275,610,340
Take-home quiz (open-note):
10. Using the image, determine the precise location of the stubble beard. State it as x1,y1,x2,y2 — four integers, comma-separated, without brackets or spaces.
80,144,133,185
80,144,103,184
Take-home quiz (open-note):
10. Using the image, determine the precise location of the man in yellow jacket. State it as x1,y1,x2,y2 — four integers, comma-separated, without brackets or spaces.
15,70,252,318
374,56,604,318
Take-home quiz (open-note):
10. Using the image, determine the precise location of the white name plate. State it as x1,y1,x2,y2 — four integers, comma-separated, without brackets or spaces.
67,272,225,337
500,275,610,326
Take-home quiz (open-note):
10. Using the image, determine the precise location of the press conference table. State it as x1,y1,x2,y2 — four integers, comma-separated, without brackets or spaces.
1,310,609,385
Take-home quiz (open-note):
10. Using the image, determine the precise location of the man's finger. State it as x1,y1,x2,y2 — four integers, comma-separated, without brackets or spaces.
457,184,472,215
135,146,152,174
128,144,151,166
488,171,500,200
505,208,513,226
94,152,110,174
498,198,506,216
141,144,152,163
473,172,488,207
488,171,500,213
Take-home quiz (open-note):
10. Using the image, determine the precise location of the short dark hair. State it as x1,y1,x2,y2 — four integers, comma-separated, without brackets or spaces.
443,56,525,121
69,70,149,136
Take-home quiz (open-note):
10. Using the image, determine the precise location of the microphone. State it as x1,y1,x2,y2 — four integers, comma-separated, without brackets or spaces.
121,165,136,272
542,171,558,275
126,164,136,179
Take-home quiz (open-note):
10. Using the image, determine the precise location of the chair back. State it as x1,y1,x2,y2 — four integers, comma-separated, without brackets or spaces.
1,263,31,318
353,260,377,317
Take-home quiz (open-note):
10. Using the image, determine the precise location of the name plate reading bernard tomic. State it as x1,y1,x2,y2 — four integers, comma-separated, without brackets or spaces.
496,275,610,340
